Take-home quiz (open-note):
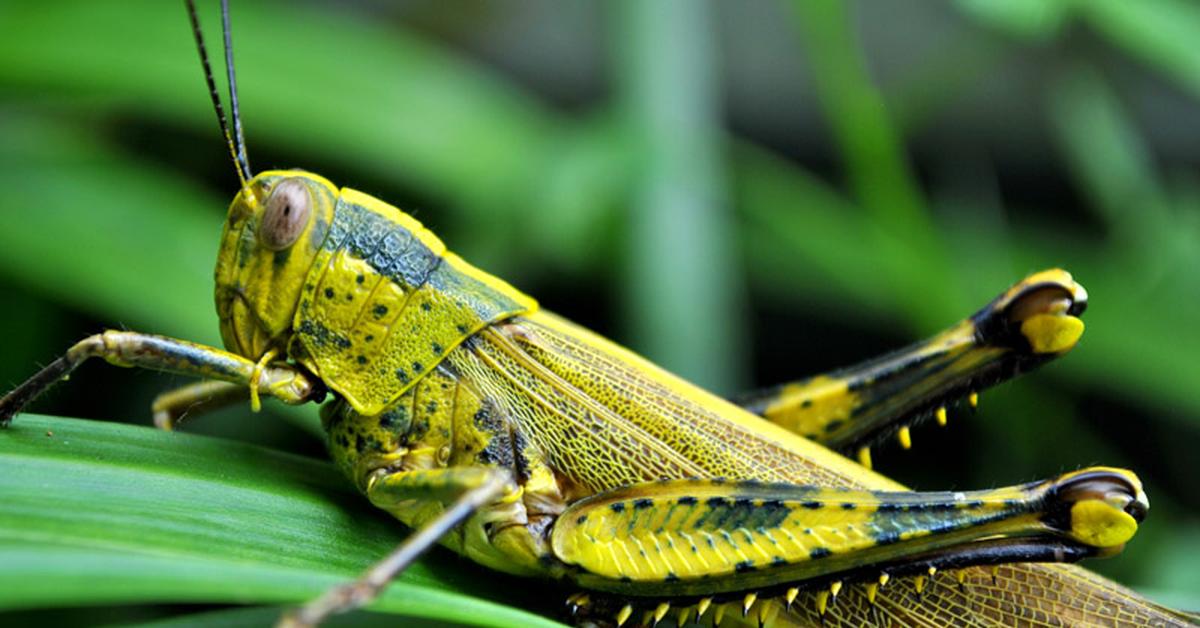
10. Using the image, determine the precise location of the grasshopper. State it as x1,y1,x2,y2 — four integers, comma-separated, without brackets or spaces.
0,2,1193,627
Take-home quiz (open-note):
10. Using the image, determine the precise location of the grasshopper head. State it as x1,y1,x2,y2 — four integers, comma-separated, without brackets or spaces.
214,170,338,359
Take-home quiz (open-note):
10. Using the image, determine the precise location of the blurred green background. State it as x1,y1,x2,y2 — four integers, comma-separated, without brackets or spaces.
0,0,1197,623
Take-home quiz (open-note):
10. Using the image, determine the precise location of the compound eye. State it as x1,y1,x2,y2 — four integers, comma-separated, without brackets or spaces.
259,177,312,250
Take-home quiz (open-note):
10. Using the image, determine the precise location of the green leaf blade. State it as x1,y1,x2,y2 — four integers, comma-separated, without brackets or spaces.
0,415,562,627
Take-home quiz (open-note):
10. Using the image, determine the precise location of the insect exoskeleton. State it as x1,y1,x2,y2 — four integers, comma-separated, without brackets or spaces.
0,2,1194,627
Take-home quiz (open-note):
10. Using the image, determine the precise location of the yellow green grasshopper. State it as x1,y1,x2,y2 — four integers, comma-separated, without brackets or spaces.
0,2,1194,627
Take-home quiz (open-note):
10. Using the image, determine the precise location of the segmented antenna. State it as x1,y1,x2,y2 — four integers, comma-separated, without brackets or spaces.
185,0,253,188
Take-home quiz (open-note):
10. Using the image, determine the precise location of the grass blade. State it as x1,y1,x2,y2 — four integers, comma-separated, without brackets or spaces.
0,415,562,627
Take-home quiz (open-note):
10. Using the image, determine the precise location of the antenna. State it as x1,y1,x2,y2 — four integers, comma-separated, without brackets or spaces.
185,0,253,188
